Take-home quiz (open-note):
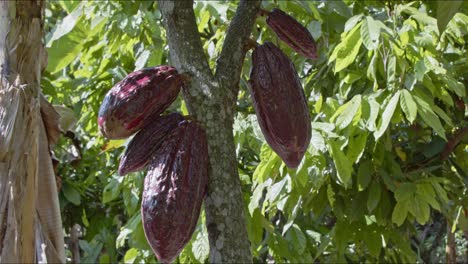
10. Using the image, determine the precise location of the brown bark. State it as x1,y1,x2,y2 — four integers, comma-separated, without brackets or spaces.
0,0,64,262
159,0,261,262
445,220,456,264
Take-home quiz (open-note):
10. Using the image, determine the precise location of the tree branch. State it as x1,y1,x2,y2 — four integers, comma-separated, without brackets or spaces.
158,0,214,106
215,0,261,100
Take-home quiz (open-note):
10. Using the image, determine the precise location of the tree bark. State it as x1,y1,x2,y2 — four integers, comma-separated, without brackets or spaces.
159,0,260,262
446,220,457,264
0,1,65,262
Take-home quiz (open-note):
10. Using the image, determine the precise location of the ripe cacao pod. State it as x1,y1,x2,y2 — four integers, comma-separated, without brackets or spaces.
249,42,311,168
141,120,209,263
118,113,185,176
266,8,317,59
98,66,185,139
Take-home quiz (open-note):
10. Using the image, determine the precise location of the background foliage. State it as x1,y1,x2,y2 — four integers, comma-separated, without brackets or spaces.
43,0,467,263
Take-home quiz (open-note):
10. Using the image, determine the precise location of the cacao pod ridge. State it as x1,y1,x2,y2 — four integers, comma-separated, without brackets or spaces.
249,42,311,168
98,65,183,139
141,120,209,263
266,8,318,60
118,113,185,176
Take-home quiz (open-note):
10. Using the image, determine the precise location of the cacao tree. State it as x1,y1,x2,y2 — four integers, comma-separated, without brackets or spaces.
41,0,467,263
0,1,64,262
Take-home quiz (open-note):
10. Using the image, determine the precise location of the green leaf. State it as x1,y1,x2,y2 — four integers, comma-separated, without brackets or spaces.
361,16,380,50
367,181,381,212
437,1,463,33
47,34,84,73
249,208,264,246
400,90,417,123
330,21,363,72
366,97,380,131
347,131,368,164
414,95,447,140
308,21,322,40
286,224,307,254
102,177,122,204
357,160,372,191
327,184,336,207
253,144,281,183
192,231,209,262
387,56,396,86
47,2,84,45
392,199,409,226
443,75,466,97
62,182,81,205
334,95,362,129
408,197,430,225
433,105,453,127
266,177,287,204
374,91,400,140
327,140,352,186
344,14,363,32
123,248,138,263
248,179,272,215
416,183,440,211
394,183,416,202
363,230,382,257
134,50,150,70
414,59,427,81
116,213,141,248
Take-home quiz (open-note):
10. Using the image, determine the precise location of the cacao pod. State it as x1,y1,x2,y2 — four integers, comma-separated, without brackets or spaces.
249,42,311,168
141,120,209,263
98,66,184,139
266,8,317,59
118,113,185,176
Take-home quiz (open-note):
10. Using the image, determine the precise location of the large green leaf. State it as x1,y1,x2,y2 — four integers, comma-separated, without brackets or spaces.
361,16,380,50
333,95,362,129
329,21,363,72
414,95,447,140
437,1,463,33
253,144,281,183
327,140,352,186
392,199,409,226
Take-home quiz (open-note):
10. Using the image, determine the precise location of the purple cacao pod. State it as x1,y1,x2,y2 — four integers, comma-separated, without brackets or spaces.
141,120,209,263
98,66,184,139
118,113,185,176
266,8,317,59
249,42,311,168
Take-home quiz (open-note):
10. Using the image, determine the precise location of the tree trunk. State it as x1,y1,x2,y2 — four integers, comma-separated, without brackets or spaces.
159,0,260,262
0,1,65,262
446,220,456,264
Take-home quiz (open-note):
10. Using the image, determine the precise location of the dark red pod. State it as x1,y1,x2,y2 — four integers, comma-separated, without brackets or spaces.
118,113,185,176
266,8,317,59
141,120,209,263
98,66,184,139
249,42,311,168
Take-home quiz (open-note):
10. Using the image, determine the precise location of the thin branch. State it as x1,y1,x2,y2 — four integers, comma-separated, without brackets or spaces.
214,0,261,89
